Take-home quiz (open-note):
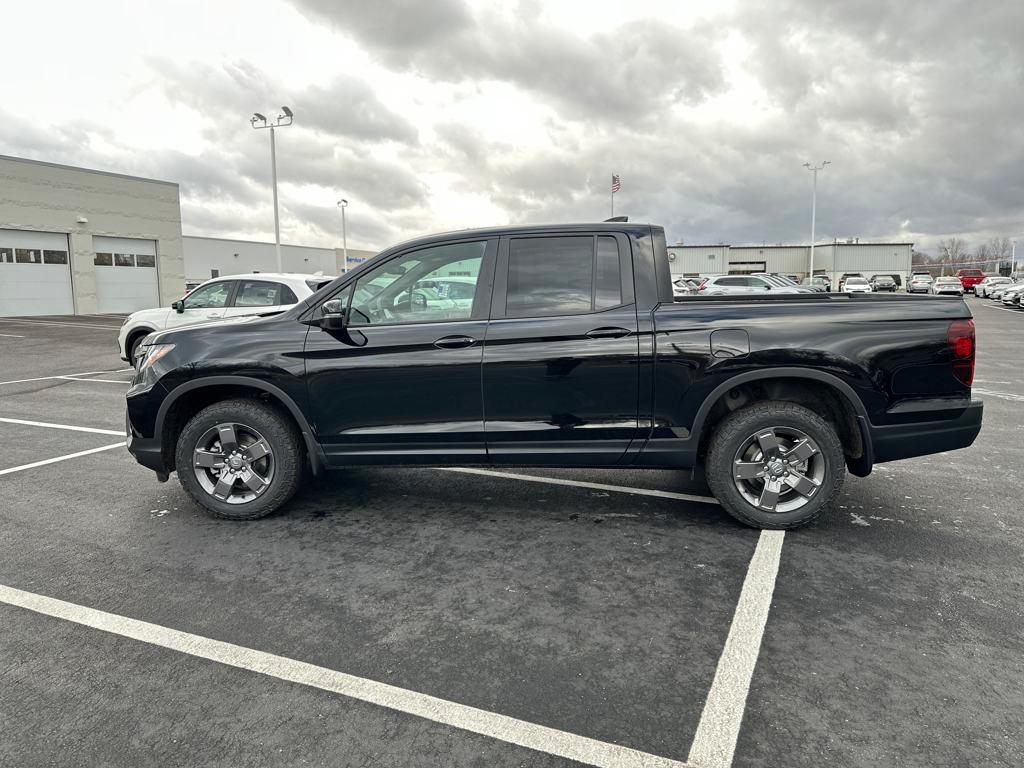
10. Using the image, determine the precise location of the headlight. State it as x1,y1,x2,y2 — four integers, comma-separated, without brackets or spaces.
138,343,175,371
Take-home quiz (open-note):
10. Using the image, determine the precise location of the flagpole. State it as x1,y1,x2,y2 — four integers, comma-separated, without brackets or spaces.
611,188,614,218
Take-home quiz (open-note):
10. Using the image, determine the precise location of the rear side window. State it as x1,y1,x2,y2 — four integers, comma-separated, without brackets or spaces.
505,236,625,318
234,280,297,307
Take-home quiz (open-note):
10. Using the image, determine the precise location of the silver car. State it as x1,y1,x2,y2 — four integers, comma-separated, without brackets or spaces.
930,277,964,295
907,274,934,293
1000,283,1024,307
976,276,1011,298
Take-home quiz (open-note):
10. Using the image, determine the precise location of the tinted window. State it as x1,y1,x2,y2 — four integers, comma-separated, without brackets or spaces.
716,277,744,286
234,280,294,307
507,237,593,317
183,281,232,309
595,236,622,309
349,241,486,326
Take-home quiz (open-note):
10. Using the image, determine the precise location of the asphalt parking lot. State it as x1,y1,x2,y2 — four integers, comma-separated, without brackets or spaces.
0,301,1021,768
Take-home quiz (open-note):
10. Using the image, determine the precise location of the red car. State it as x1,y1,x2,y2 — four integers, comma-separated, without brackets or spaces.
956,269,985,293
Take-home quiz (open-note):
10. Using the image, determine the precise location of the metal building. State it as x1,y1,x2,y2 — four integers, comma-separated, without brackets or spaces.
0,155,184,316
667,241,913,285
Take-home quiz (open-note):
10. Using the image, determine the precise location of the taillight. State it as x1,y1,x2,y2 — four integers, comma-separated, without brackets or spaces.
698,283,706,292
948,319,975,386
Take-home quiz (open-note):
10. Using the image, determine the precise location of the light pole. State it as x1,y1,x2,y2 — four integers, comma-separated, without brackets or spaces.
803,161,830,278
1013,238,1017,276
337,199,349,272
251,106,294,273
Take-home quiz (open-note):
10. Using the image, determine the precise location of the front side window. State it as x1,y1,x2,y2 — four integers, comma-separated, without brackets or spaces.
183,281,232,309
348,241,486,326
505,236,624,318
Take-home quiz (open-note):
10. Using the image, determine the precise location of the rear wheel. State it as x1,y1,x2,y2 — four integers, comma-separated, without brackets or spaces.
706,401,845,529
175,399,303,520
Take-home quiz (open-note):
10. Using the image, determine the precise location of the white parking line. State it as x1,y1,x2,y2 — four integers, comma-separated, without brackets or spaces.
55,376,130,385
974,388,1024,403
0,582,692,768
981,304,1024,313
0,442,126,476
687,530,785,768
0,370,130,386
440,467,720,505
0,417,124,436
0,317,123,330
0,333,25,338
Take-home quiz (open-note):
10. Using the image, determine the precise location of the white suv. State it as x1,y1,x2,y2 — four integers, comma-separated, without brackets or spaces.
699,274,810,295
118,273,333,361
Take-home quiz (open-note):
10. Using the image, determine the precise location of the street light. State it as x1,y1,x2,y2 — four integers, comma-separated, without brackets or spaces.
803,161,831,278
337,199,349,272
251,106,294,272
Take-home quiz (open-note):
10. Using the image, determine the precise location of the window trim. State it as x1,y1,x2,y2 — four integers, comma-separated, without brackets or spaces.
490,232,635,321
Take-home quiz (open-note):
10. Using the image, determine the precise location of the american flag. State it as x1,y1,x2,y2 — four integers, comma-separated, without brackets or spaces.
611,174,621,193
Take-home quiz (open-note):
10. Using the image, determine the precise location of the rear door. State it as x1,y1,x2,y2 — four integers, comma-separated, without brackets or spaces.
481,233,640,465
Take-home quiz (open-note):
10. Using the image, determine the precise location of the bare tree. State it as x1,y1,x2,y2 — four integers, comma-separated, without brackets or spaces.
937,237,970,275
988,236,1012,263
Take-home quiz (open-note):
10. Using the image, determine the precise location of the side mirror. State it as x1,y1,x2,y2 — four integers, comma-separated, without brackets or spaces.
172,300,184,313
764,285,772,290
319,298,349,330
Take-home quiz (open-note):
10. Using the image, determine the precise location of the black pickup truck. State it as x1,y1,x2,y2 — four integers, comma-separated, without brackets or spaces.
126,223,982,529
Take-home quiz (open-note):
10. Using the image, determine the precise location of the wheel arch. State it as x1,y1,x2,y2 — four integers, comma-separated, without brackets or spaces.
155,376,324,476
692,368,874,476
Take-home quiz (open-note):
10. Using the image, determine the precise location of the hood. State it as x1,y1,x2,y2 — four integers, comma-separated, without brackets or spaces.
139,312,271,348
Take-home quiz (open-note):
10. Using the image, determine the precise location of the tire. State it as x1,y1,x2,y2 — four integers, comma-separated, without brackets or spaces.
706,401,845,530
175,398,303,520
125,330,150,363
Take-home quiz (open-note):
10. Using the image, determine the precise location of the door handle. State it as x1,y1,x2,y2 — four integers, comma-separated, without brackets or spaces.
585,327,631,339
433,335,477,349
207,312,223,319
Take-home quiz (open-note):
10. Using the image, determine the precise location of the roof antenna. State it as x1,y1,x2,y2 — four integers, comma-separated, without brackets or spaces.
604,215,628,222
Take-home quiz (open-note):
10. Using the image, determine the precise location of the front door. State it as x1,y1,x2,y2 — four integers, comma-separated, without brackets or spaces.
482,233,640,465
170,279,235,328
304,239,497,464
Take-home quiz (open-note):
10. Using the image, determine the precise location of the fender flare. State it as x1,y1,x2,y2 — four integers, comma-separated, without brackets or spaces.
155,375,325,476
691,367,874,475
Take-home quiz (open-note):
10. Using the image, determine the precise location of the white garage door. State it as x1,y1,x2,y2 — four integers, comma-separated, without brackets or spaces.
94,236,159,313
0,229,75,316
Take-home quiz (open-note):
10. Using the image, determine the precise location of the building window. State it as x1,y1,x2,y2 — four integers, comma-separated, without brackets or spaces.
0,247,12,263
43,250,68,265
114,253,135,267
135,254,156,268
94,252,113,266
211,269,220,278
15,248,42,264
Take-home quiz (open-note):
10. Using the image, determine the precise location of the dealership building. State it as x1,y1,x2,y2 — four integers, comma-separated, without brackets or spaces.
668,241,914,283
0,155,185,316
0,155,379,316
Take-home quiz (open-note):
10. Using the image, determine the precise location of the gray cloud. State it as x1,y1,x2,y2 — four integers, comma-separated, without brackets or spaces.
290,0,727,121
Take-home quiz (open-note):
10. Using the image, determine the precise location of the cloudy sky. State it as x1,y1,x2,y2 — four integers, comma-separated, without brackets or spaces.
2,0,1022,254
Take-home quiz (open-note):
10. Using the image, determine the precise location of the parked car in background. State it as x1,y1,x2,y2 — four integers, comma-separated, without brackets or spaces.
907,274,934,294
869,275,896,292
118,273,334,361
989,280,1021,300
976,276,1011,297
999,283,1024,307
753,273,816,293
699,274,808,295
838,273,864,291
956,268,986,293
801,276,831,292
672,277,699,298
931,277,965,295
842,276,872,294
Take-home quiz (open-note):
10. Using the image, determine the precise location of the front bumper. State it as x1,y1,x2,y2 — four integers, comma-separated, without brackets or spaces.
870,400,983,464
126,408,168,476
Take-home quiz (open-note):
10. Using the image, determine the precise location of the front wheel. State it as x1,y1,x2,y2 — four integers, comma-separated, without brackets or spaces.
175,399,303,520
706,401,846,529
